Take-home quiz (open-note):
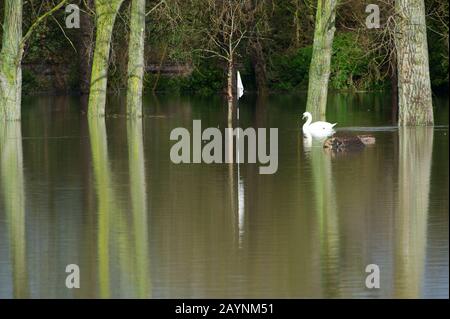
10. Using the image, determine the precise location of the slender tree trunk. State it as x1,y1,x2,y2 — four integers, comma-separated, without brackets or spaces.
293,0,301,47
391,54,399,124
152,43,168,93
246,0,267,95
0,0,23,121
395,0,433,126
250,38,267,95
305,0,338,120
77,0,95,95
126,0,146,117
88,0,124,117
227,58,234,101
226,57,236,123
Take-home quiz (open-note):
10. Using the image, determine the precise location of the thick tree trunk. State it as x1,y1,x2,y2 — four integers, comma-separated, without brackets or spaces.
305,0,338,120
126,0,146,117
395,0,434,126
88,0,124,117
0,0,23,121
77,0,95,95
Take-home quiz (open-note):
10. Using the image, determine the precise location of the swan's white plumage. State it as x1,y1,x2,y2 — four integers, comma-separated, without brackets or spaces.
302,112,336,137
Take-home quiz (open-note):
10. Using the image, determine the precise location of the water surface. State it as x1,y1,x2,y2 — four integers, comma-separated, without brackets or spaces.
0,93,448,298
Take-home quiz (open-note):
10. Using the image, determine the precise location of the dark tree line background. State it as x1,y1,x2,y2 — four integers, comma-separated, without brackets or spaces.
0,0,448,96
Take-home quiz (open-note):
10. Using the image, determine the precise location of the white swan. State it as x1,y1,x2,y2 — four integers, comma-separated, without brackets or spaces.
302,111,336,137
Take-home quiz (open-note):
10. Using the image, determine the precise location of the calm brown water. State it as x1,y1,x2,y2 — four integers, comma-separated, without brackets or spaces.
0,93,448,298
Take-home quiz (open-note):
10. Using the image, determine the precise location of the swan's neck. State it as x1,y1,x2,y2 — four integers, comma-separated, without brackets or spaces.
302,114,312,131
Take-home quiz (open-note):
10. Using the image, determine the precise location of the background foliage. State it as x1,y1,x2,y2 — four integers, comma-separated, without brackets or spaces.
1,0,447,95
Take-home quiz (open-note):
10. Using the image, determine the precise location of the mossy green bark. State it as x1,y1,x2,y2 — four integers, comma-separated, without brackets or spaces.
88,0,124,117
305,0,338,120
395,0,434,126
126,0,146,117
0,0,23,121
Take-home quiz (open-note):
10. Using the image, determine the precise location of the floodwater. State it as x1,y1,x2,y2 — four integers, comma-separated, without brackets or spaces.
0,93,448,298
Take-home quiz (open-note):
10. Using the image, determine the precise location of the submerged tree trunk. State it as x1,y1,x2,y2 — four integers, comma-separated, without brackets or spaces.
88,0,124,117
395,0,434,126
0,0,23,121
0,0,66,120
305,0,338,120
126,0,146,117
